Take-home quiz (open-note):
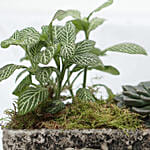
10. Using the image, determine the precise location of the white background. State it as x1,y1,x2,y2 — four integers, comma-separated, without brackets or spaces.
0,0,150,149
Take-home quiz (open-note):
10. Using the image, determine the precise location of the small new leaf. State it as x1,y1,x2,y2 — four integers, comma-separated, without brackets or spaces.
88,0,113,19
52,9,81,22
87,17,105,34
18,87,48,115
104,43,147,55
0,64,25,82
76,88,95,102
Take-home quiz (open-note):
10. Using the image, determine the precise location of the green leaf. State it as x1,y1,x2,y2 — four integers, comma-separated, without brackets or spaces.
35,46,55,65
13,75,32,96
88,0,113,19
92,84,114,100
76,88,96,102
89,48,106,56
87,17,105,34
18,87,48,115
35,67,52,84
52,26,63,43
71,19,89,32
52,9,81,21
75,40,95,55
132,106,150,114
1,27,40,49
71,53,104,67
61,43,75,59
59,22,76,44
89,65,120,75
15,69,28,82
71,65,84,73
104,43,147,55
0,64,25,82
46,100,65,114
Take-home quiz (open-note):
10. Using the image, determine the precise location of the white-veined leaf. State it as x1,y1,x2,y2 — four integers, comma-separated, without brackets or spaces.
52,26,63,44
1,27,40,49
35,67,52,84
75,40,95,55
35,46,55,65
61,43,75,59
13,75,32,96
0,64,26,82
88,0,113,19
15,69,28,82
71,53,104,67
76,88,95,102
89,65,120,75
52,9,81,21
87,17,105,34
18,87,48,115
59,22,76,44
104,43,147,55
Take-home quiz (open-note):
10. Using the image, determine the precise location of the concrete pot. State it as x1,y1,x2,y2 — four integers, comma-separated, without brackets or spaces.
2,128,150,150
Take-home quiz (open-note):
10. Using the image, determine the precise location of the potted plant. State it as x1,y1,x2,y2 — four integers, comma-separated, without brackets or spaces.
1,0,150,149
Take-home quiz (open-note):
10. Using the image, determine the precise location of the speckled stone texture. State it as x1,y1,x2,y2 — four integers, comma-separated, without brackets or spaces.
2,129,150,150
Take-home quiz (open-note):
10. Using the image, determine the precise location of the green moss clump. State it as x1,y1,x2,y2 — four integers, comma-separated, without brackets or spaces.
3,98,143,130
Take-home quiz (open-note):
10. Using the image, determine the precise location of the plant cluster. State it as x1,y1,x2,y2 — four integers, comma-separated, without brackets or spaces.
0,0,147,126
115,81,150,114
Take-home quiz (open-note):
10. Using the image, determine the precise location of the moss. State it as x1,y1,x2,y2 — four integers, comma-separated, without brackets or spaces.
3,98,143,130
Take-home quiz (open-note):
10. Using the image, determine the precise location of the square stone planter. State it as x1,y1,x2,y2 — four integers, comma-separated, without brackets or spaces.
2,128,150,150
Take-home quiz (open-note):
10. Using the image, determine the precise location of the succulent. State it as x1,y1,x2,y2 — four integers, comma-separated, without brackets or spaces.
114,81,150,114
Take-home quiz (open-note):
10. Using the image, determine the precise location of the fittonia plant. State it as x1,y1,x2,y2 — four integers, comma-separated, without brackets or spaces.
0,0,147,115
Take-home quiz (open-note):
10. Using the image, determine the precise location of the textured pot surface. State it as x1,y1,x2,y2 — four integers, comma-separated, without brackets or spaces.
2,128,150,150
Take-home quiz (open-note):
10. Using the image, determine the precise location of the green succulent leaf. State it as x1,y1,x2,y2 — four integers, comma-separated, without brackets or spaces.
104,43,147,55
35,46,55,65
18,87,48,115
87,17,105,34
76,88,96,102
71,53,104,67
59,22,76,44
0,64,26,82
88,0,113,19
52,9,81,22
13,75,32,96
89,65,120,75
132,106,150,114
1,27,40,49
61,43,75,59
123,96,150,107
75,40,95,55
46,100,65,114
71,19,89,32
35,67,52,84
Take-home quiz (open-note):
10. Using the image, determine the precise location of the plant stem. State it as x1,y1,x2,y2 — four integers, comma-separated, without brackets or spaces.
83,30,89,88
55,62,66,100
